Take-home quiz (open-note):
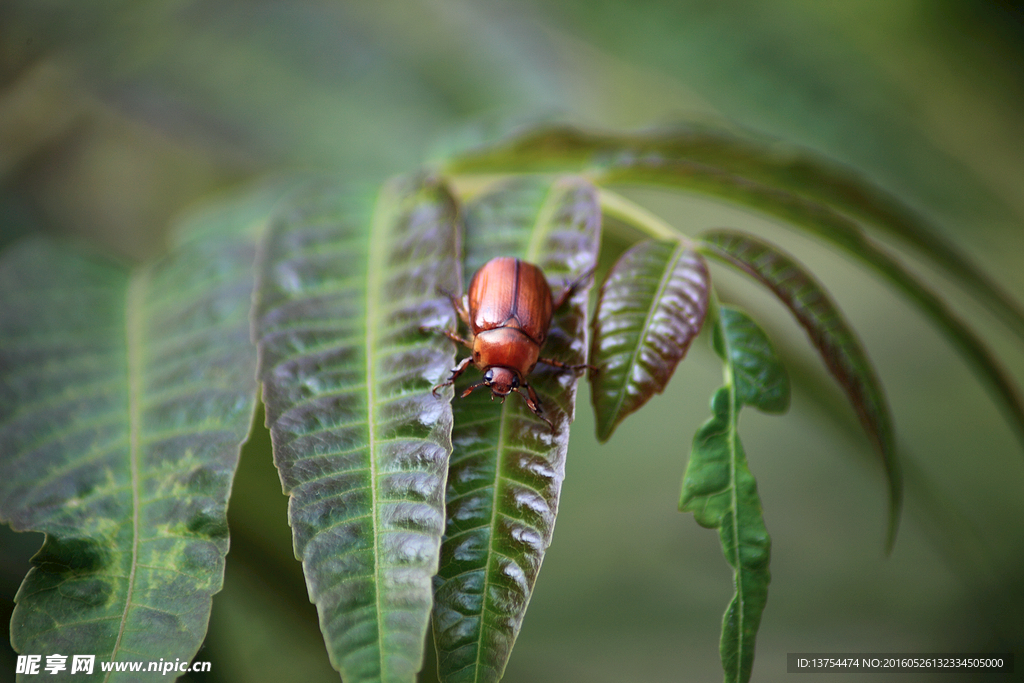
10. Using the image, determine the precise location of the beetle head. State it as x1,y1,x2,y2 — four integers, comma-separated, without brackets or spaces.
457,365,552,431
482,366,520,400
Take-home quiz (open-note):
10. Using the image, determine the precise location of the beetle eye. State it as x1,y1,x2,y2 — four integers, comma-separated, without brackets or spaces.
511,376,519,389
483,369,493,383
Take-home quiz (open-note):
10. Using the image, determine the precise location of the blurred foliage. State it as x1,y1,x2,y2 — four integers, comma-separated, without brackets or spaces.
1,1,1022,682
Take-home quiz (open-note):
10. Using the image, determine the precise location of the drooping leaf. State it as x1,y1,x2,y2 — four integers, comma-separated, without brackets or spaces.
431,176,600,683
596,159,1024,452
0,199,263,677
446,124,1024,342
680,305,782,683
253,175,461,683
699,229,901,548
589,238,710,441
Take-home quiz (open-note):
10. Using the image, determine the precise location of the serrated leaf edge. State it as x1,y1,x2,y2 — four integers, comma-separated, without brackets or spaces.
681,304,773,683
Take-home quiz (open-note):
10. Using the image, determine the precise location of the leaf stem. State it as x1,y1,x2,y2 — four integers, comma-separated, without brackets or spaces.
445,173,509,202
597,188,692,245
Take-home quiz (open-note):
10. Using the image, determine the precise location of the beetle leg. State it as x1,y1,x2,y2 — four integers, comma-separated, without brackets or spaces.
432,356,474,397
516,384,554,431
441,330,474,350
537,356,596,373
419,323,474,351
552,265,597,310
524,382,543,412
459,379,488,399
440,288,472,328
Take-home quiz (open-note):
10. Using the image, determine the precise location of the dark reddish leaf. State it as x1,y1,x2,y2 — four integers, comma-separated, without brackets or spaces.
589,239,710,442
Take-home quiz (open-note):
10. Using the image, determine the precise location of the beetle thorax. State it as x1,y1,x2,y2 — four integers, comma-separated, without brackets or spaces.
472,327,540,378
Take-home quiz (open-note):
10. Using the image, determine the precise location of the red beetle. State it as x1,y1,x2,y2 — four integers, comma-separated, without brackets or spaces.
429,256,590,429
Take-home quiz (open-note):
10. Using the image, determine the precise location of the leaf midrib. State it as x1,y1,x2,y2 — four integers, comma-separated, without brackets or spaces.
105,268,147,681
474,408,508,682
722,321,745,683
525,180,562,263
472,180,562,682
365,189,389,682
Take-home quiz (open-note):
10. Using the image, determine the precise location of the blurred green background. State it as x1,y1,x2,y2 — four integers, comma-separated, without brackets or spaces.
2,1,1023,681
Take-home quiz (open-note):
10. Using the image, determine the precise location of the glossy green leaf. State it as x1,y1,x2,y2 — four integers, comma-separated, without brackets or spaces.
699,229,901,548
712,307,790,414
446,125,1024,342
0,202,262,677
589,239,710,441
432,176,600,683
253,175,461,683
680,305,781,683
